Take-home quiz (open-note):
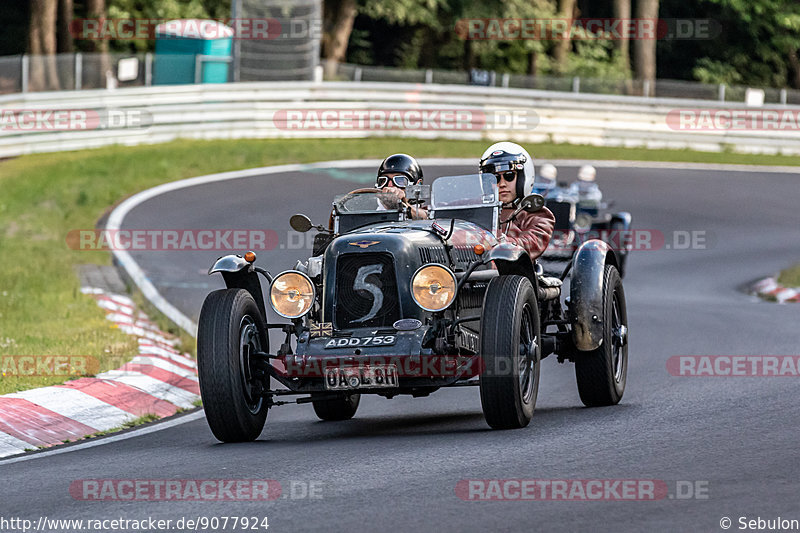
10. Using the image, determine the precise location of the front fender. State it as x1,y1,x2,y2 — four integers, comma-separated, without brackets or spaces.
570,240,618,351
485,242,536,280
209,255,267,321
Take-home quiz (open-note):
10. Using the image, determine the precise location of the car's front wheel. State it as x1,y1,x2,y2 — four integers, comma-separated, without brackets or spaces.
574,264,628,406
479,275,541,429
197,289,270,442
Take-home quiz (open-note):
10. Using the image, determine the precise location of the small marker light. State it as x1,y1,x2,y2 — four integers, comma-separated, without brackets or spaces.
473,244,485,256
244,251,257,263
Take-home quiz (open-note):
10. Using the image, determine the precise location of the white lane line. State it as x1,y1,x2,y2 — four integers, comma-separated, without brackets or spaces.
96,371,198,409
6,387,135,431
0,432,36,458
0,411,205,465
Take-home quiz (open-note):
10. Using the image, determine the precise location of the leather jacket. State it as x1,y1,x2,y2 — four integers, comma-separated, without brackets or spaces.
499,204,556,260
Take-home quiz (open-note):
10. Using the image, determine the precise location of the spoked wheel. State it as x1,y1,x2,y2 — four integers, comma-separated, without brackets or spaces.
311,393,361,421
575,264,628,406
197,289,270,442
479,275,541,430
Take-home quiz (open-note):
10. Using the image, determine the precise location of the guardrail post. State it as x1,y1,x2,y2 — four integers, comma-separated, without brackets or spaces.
572,76,580,93
643,79,651,98
354,67,362,82
21,54,28,93
194,54,202,84
145,53,152,86
780,88,787,105
501,73,509,88
489,71,497,86
74,52,82,90
718,84,725,101
425,69,433,83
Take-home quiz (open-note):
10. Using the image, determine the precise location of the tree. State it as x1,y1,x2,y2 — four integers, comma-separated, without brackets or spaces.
613,0,631,75
322,0,358,78
28,0,60,90
633,0,658,95
553,0,578,74
86,0,110,88
57,0,74,53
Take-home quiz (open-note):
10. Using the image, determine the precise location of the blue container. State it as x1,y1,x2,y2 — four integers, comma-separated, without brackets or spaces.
153,20,233,85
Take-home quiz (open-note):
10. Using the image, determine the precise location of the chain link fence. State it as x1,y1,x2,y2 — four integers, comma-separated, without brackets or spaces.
4,52,800,106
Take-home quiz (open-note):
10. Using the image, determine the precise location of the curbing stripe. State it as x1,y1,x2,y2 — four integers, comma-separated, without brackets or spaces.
0,398,97,449
54,379,178,418
6,387,135,431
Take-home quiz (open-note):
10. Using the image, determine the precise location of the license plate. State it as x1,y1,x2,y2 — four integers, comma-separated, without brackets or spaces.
324,365,398,390
323,335,396,349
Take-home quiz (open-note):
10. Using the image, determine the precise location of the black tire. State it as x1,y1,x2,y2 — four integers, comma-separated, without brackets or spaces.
479,275,541,430
609,221,629,278
575,264,628,406
197,289,270,442
311,393,361,421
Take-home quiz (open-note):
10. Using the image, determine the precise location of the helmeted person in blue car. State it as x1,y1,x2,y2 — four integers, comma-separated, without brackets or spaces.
532,163,558,197
569,164,603,210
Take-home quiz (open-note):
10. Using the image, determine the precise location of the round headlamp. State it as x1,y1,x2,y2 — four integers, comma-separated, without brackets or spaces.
269,271,315,319
574,213,593,233
410,264,457,312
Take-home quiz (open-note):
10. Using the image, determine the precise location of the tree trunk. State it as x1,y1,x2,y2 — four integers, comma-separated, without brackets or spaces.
57,0,73,53
28,0,60,91
86,0,110,88
553,0,577,74
614,0,631,73
788,49,800,90
633,0,659,96
321,0,357,79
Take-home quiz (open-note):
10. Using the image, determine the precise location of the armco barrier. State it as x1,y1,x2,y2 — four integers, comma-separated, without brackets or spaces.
1,81,800,158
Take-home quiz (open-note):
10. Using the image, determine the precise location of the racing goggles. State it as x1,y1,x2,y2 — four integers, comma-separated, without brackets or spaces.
376,174,415,188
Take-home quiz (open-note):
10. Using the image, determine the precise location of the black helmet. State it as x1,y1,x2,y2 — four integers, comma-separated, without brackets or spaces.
377,154,423,186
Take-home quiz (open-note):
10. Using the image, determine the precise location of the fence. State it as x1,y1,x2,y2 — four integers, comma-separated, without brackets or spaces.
3,53,800,106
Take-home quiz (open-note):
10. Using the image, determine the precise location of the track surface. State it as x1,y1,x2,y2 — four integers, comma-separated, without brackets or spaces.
2,163,799,532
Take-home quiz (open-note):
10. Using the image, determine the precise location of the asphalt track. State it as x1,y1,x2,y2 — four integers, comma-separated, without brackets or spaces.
2,162,799,532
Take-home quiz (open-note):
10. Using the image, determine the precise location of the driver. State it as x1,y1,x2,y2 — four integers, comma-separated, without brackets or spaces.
375,153,428,219
479,142,555,260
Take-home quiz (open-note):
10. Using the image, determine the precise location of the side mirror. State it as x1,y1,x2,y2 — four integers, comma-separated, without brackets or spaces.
290,214,313,233
521,193,545,213
405,184,431,205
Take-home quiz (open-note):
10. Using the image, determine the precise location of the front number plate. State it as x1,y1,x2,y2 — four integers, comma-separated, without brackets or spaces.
324,365,398,390
323,335,396,349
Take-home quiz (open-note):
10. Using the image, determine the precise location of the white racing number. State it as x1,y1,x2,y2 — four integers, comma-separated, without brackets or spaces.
352,264,384,323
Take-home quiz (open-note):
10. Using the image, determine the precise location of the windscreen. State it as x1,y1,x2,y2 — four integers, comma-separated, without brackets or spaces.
333,190,402,214
431,174,497,209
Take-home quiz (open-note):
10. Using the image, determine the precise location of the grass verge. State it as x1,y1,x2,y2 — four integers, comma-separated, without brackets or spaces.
1,137,799,396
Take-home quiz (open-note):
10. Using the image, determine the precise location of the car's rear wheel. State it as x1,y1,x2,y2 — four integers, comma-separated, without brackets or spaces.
479,275,541,429
311,393,361,421
197,289,270,442
575,264,628,406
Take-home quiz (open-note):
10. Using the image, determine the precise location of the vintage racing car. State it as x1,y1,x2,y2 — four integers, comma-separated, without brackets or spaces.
540,180,633,278
197,174,629,442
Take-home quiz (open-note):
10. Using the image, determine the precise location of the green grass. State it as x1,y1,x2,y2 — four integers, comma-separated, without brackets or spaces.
777,264,800,288
1,137,800,396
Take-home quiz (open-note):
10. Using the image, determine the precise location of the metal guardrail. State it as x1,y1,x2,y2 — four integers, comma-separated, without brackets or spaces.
1,81,799,158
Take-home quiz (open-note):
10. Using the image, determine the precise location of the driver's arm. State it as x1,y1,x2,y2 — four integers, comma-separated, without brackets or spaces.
502,207,555,260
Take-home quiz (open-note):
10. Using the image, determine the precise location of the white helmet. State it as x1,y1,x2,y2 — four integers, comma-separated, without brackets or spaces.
479,141,535,203
539,163,557,181
578,164,597,182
